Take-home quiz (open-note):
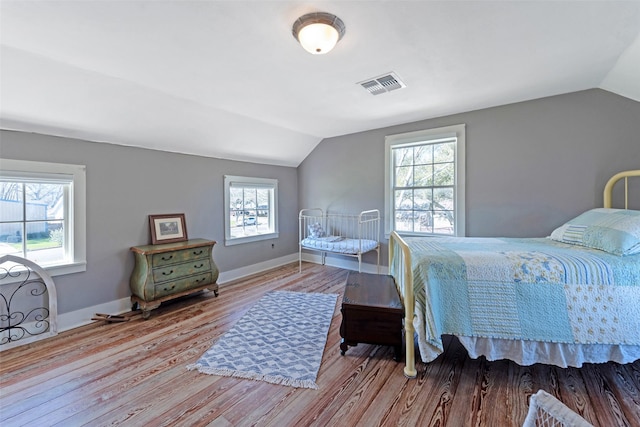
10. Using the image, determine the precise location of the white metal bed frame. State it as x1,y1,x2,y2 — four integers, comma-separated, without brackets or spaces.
390,169,640,378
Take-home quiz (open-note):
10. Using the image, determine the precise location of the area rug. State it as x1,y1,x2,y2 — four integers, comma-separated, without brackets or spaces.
187,290,338,389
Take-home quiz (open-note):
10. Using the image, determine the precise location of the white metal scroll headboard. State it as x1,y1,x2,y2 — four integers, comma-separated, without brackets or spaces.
0,255,58,351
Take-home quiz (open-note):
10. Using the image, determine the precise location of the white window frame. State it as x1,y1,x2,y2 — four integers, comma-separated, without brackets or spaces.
0,159,87,276
384,124,466,238
224,175,278,246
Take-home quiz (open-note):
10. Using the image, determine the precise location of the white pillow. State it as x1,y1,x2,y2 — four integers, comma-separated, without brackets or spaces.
308,222,326,238
549,208,640,256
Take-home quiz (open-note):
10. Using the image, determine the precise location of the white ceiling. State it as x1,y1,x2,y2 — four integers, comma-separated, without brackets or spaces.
1,1,639,167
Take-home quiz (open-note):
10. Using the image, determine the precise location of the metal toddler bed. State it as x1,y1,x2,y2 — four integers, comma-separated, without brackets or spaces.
299,208,380,273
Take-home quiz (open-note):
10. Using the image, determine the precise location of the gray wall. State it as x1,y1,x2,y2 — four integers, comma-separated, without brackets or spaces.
298,89,640,265
2,88,638,313
0,131,298,314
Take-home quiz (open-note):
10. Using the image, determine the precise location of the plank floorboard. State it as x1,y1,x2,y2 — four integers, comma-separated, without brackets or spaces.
447,354,486,427
1,262,639,426
551,366,593,421
420,335,469,426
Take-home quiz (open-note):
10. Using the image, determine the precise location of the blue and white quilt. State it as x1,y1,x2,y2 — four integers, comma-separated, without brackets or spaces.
403,236,640,362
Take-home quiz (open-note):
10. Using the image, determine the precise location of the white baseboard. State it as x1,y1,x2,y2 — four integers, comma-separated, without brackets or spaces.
300,252,388,275
217,253,298,284
58,297,132,332
58,252,386,333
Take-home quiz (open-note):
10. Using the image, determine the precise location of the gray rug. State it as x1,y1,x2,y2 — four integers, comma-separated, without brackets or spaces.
187,290,338,389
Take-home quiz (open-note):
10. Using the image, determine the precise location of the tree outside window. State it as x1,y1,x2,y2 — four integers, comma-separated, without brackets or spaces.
385,124,466,237
0,181,67,265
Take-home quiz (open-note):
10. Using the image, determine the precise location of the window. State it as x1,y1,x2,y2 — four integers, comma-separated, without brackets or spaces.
0,159,86,276
385,124,466,237
224,175,278,246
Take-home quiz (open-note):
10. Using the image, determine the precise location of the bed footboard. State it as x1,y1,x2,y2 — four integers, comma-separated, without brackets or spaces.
389,231,417,378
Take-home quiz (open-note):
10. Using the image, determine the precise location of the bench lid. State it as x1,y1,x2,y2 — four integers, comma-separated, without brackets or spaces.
343,272,403,311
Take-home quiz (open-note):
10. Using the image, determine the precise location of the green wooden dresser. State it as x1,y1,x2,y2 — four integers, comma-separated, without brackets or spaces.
130,238,219,318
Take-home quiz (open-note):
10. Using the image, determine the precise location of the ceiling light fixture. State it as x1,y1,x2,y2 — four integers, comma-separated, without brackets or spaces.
292,12,345,55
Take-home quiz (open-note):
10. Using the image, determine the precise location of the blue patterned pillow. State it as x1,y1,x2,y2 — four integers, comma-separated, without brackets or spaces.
308,222,326,238
550,208,640,256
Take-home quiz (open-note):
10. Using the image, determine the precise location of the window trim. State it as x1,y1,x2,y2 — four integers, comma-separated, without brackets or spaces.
0,158,87,276
384,124,466,238
223,175,279,246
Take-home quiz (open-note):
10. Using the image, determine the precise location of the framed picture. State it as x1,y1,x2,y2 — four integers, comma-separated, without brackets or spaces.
149,213,188,245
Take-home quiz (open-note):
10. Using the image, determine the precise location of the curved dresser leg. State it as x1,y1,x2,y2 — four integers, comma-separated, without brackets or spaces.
207,284,219,297
138,301,160,320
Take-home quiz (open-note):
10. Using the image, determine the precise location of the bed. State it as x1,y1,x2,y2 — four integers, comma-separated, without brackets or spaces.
299,208,380,273
389,170,640,378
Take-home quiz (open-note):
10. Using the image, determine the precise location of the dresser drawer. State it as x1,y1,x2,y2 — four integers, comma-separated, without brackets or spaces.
151,246,210,267
154,273,214,298
152,259,212,283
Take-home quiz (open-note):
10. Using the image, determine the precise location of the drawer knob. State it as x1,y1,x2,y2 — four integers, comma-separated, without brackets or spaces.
193,250,204,255
162,270,174,276
164,285,176,291
161,255,173,261
195,277,206,284
194,263,204,269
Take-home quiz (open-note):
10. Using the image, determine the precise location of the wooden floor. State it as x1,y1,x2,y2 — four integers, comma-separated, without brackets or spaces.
1,263,639,426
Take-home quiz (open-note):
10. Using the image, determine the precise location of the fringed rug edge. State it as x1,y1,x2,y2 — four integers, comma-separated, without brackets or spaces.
186,363,320,390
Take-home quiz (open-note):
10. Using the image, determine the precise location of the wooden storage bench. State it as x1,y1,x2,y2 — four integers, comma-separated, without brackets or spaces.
339,272,404,361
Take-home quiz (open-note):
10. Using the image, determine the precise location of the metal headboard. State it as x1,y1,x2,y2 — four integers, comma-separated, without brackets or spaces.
603,170,640,209
0,255,58,350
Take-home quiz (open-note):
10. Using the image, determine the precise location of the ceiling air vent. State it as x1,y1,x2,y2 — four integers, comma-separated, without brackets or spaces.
358,72,406,95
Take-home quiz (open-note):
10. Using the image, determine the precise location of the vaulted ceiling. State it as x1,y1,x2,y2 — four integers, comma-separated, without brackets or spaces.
2,1,639,167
